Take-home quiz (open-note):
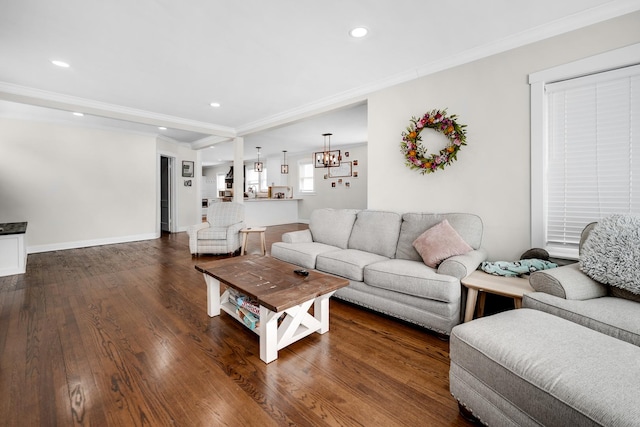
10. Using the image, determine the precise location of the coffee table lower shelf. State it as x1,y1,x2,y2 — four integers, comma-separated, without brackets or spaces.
204,275,335,363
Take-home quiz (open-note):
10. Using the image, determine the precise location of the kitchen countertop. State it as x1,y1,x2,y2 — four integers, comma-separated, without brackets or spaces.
243,198,301,202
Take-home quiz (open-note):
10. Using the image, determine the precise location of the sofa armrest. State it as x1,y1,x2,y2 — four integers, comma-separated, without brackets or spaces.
529,263,608,300
226,221,246,237
187,222,210,254
281,229,313,244
437,247,488,280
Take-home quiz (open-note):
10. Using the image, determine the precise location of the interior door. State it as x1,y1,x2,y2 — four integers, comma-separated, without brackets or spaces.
160,156,171,232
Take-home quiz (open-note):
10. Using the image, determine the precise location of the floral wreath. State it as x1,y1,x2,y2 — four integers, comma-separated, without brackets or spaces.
400,108,467,174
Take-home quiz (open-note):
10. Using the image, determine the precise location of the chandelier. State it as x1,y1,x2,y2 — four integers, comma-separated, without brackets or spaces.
314,133,341,168
281,150,289,174
254,147,263,172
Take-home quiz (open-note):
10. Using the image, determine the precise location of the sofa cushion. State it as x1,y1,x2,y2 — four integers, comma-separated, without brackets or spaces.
396,213,483,261
609,287,640,303
270,242,339,270
412,219,472,268
364,259,460,303
347,210,402,258
309,208,359,249
316,249,389,281
522,292,640,347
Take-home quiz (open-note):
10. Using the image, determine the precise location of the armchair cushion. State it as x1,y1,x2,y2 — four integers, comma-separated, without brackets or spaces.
198,226,228,240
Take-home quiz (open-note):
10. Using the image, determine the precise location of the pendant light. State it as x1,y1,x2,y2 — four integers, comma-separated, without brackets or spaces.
254,147,263,172
314,133,341,168
281,150,289,174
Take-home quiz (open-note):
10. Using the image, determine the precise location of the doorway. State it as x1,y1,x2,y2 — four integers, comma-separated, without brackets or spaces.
160,155,174,233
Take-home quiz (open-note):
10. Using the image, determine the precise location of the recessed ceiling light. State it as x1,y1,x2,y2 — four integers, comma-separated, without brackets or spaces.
72,112,84,117
158,127,167,130
349,27,368,38
51,60,70,68
209,102,221,108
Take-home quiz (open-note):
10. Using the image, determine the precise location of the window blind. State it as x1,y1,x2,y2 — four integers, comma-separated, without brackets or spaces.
545,64,640,252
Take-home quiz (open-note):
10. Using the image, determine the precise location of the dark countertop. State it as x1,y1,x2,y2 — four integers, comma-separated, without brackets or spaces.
0,222,28,235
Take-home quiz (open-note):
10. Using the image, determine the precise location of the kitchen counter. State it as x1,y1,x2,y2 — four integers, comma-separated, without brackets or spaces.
0,222,28,276
243,198,300,227
244,198,301,201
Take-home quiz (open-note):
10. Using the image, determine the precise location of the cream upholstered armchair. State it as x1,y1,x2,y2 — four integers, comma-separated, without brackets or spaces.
188,202,245,255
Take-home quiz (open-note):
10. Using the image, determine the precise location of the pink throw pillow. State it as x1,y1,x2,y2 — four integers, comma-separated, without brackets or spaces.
412,220,473,268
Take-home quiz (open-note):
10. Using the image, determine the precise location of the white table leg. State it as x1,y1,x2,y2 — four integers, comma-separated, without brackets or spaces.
259,305,280,363
203,274,221,317
314,291,335,334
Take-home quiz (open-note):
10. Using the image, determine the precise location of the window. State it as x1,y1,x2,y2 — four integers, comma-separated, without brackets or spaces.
246,168,267,192
530,44,640,259
299,161,314,193
216,173,226,192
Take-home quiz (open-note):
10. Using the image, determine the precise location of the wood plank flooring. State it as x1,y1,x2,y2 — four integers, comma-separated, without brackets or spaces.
0,224,473,426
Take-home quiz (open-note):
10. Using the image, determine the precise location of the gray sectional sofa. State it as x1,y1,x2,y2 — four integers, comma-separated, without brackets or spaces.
449,221,640,425
271,208,487,335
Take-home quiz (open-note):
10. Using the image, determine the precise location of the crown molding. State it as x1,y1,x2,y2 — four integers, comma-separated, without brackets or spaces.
237,1,640,136
3,3,637,143
0,82,236,138
415,0,640,79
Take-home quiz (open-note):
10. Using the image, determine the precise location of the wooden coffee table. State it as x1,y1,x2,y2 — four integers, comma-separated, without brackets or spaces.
195,255,349,363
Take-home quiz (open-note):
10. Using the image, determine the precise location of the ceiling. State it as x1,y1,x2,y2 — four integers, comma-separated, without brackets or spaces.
1,0,638,165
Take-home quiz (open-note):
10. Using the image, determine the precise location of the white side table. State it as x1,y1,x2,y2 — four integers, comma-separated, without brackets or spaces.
461,270,534,322
240,227,267,256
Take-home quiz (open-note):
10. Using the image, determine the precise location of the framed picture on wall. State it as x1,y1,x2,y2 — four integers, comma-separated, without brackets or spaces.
328,161,352,178
182,161,194,177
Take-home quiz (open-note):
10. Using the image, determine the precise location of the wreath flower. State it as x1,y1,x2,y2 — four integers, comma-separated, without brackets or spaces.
400,108,467,174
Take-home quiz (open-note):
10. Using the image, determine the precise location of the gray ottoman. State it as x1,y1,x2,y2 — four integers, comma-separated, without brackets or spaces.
449,309,640,426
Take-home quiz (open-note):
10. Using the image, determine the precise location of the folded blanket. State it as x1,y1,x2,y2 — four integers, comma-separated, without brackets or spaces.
481,259,557,277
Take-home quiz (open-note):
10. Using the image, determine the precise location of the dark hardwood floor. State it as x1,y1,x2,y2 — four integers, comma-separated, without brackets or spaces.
0,224,473,426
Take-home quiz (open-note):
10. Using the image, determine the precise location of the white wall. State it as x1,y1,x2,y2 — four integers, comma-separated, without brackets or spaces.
290,143,368,221
368,11,640,260
0,118,158,252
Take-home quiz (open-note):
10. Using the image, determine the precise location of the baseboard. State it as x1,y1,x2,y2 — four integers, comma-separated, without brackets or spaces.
27,232,159,254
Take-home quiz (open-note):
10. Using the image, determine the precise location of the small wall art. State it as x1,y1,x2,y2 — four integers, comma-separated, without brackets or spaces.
328,161,352,178
182,161,194,177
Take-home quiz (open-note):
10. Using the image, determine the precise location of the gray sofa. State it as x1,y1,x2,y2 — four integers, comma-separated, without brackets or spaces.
449,221,640,425
271,208,487,335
